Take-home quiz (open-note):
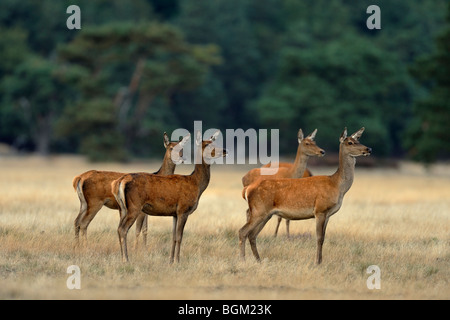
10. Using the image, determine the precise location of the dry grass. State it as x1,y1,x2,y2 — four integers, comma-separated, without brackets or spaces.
0,155,449,299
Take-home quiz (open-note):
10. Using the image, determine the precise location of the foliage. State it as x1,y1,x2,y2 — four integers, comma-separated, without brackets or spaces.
405,3,450,163
56,22,220,160
253,32,412,155
0,28,76,154
0,0,448,162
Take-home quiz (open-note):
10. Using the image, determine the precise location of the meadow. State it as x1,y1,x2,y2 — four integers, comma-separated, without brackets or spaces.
0,156,448,299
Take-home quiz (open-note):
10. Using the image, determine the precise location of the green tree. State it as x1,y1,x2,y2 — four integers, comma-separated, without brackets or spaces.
0,0,155,56
57,22,220,160
176,0,265,128
0,28,30,149
0,0,448,161
405,4,450,163
252,29,413,155
0,0,156,156
0,28,77,155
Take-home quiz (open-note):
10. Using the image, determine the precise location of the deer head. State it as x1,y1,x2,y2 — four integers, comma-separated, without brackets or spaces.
298,128,325,157
339,127,372,157
196,130,227,164
168,132,190,164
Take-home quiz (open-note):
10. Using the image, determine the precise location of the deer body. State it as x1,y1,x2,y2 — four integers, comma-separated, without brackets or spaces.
242,164,312,187
241,129,320,188
239,127,371,264
113,131,225,263
241,129,324,237
122,168,209,218
72,133,186,246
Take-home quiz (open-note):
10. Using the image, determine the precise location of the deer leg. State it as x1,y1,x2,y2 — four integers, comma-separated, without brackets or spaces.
117,209,138,262
315,214,328,265
173,213,188,264
142,214,148,247
245,209,250,222
76,201,103,246
175,214,188,264
285,219,291,239
274,216,282,238
170,216,177,264
248,229,261,262
74,204,87,246
248,215,272,262
239,210,270,261
239,207,257,260
134,213,145,250
239,220,254,260
74,182,87,247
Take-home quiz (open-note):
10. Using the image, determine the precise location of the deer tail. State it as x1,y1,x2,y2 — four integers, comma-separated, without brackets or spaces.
72,175,81,192
112,178,128,219
73,175,87,213
242,186,249,202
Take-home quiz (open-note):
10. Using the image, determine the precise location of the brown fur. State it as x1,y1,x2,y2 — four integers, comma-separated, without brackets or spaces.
241,166,313,190
239,127,372,264
72,133,185,246
241,129,325,237
114,131,226,263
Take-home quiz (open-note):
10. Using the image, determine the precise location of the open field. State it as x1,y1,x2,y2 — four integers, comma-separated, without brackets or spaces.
0,156,449,299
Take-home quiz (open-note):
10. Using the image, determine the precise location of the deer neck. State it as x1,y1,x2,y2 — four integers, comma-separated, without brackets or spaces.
191,160,211,194
155,154,176,175
333,145,356,195
291,145,309,178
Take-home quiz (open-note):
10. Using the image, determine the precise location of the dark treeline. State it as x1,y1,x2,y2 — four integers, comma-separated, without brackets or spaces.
0,0,448,163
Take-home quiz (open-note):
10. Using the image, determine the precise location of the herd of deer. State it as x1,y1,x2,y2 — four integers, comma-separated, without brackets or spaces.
73,127,371,265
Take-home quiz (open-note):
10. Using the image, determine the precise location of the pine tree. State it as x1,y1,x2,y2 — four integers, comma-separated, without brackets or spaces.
406,4,450,163
57,22,220,161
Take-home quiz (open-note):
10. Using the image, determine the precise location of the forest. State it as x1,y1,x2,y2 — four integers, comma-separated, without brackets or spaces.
0,0,448,163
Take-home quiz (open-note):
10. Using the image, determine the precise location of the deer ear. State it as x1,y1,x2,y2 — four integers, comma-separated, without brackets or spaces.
307,128,317,141
340,127,347,143
179,133,190,146
210,130,220,142
297,129,304,143
195,131,202,146
351,127,365,140
163,132,170,148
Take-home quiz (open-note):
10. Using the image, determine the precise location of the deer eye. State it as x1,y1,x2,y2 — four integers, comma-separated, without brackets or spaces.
348,141,353,145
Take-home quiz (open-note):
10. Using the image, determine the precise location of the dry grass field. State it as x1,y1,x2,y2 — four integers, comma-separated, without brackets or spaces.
0,155,449,300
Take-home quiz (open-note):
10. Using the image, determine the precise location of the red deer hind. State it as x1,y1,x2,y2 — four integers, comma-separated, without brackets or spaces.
113,131,227,263
239,127,371,264
242,129,325,238
72,132,189,247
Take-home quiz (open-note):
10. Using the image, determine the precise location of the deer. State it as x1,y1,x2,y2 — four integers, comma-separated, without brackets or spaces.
239,127,371,264
112,130,227,263
72,132,189,247
241,129,325,238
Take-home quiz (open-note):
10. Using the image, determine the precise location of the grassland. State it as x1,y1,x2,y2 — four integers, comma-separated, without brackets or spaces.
0,155,448,299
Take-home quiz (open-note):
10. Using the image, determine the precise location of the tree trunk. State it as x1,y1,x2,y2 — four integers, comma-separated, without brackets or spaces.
35,114,51,156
